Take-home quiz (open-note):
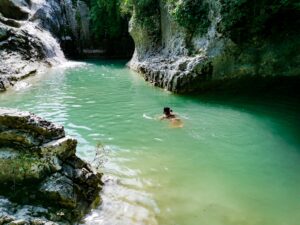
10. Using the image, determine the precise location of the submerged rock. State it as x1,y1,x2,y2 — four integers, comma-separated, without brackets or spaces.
0,108,103,224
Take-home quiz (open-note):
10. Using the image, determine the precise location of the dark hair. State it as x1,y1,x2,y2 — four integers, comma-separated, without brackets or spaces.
164,107,172,115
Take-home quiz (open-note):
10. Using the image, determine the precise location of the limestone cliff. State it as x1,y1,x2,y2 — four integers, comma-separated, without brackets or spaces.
128,0,300,93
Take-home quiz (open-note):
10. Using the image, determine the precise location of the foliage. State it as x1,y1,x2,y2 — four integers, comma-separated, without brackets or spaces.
218,0,297,42
90,0,128,39
166,0,210,35
72,0,77,6
121,0,160,31
92,142,110,171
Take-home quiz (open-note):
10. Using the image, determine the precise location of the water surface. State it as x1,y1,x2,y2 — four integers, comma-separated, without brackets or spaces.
0,60,300,225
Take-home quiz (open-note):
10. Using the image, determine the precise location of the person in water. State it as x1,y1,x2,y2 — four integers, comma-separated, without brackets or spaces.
160,107,183,127
161,107,176,120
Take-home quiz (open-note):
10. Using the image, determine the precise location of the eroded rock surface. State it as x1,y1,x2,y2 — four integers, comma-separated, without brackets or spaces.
128,0,300,93
0,0,91,92
0,108,103,224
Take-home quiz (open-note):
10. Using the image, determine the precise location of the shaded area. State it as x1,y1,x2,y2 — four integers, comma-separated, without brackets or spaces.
64,0,135,59
182,75,300,98
179,76,300,150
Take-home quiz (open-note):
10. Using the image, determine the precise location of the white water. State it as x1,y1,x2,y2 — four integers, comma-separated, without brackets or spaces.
20,0,66,65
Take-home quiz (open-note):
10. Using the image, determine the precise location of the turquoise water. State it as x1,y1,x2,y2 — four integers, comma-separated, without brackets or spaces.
0,60,300,225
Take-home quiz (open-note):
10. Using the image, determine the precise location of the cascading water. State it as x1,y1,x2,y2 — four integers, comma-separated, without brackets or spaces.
26,0,66,64
23,22,66,65
0,0,68,91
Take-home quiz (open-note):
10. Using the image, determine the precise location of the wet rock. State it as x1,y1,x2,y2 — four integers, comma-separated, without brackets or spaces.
0,0,30,20
40,137,76,160
0,25,8,39
0,150,51,183
39,173,76,208
0,215,15,224
30,219,58,225
9,219,29,225
0,0,95,91
0,0,67,92
0,108,65,145
0,108,103,224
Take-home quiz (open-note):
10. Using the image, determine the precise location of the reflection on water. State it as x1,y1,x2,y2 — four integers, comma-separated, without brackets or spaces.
0,60,300,225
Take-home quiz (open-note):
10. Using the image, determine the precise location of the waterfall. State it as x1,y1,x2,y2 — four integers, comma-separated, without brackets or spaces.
24,22,66,65
26,0,66,65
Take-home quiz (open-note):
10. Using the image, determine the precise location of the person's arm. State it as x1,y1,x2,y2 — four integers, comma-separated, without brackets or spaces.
159,115,166,120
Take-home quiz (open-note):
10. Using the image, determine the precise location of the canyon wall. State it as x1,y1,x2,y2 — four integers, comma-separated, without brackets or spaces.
0,0,90,91
128,0,300,93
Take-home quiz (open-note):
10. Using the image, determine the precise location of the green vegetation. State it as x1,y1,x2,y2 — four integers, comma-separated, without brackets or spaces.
87,0,211,40
219,0,299,43
122,0,160,30
93,142,110,172
166,0,210,35
87,0,160,41
90,0,128,39
87,0,299,43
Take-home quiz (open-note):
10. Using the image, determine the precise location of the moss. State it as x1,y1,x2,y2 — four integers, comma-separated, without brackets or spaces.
0,153,50,183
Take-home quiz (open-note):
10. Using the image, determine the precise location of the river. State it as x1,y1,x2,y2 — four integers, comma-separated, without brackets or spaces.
0,60,299,225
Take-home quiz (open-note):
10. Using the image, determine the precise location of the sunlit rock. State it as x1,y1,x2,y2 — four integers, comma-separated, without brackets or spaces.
0,0,92,91
0,108,103,224
128,0,300,93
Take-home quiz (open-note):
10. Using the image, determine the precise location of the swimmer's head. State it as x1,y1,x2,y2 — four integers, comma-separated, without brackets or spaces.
163,107,172,115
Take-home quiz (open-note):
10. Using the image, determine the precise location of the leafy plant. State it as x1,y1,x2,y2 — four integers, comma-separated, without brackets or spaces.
89,0,134,41
218,0,296,42
92,142,110,171
166,0,210,35
121,0,161,32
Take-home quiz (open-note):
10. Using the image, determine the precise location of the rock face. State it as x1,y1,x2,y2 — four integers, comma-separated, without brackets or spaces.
0,108,103,224
0,0,91,92
30,0,92,56
128,0,300,93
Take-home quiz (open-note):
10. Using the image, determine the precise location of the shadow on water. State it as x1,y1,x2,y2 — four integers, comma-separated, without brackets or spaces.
178,82,300,147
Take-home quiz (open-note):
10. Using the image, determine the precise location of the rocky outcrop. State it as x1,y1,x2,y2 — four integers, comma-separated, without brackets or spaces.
0,108,102,224
0,0,65,92
0,0,92,92
31,0,92,56
128,0,300,93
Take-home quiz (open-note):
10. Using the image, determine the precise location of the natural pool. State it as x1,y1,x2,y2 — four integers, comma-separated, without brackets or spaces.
0,60,300,225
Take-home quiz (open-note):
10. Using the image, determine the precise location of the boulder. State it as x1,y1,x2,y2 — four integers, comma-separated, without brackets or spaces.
39,173,77,208
0,0,30,20
0,108,103,224
0,108,65,148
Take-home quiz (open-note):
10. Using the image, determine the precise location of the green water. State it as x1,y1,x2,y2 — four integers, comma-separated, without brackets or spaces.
1,61,300,225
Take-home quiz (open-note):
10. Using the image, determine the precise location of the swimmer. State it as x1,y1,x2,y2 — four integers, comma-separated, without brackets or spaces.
160,107,183,128
160,107,176,120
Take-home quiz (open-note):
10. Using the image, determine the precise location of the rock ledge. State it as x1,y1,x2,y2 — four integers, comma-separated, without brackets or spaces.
0,108,103,225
